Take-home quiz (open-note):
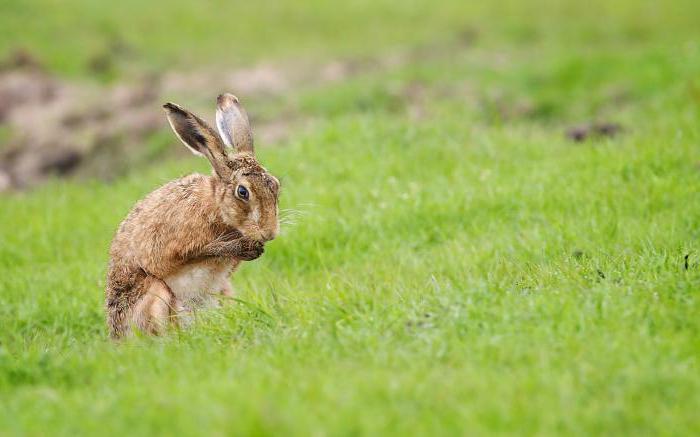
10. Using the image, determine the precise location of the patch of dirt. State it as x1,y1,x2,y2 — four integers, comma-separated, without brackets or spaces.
0,36,479,191
566,122,623,143
0,59,164,189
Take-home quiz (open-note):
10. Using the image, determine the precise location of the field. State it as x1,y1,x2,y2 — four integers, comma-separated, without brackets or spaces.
1,0,700,435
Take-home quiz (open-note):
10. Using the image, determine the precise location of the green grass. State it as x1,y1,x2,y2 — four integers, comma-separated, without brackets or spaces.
2,0,700,77
2,0,700,435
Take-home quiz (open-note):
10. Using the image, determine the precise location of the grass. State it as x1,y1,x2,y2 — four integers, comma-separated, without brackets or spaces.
2,0,700,77
1,0,700,435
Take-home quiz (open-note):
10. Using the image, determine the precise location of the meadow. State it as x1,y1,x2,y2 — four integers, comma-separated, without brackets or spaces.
1,0,699,435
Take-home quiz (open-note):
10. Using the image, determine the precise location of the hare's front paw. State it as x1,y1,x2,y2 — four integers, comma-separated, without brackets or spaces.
235,238,265,261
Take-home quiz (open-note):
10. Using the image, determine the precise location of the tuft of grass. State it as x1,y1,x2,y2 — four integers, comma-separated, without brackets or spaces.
1,0,700,435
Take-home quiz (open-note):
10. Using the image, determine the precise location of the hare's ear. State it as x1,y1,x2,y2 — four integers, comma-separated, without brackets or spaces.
216,93,254,155
163,102,232,180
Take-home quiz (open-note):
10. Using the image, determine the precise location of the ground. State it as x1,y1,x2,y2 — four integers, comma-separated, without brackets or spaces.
1,0,699,435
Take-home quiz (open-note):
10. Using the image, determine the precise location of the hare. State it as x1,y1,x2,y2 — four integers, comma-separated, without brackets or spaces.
105,93,280,339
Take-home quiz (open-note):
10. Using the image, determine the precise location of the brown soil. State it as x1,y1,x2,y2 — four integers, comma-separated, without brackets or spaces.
0,36,478,191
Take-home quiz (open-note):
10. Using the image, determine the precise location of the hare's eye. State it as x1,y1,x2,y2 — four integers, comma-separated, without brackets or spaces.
236,185,249,201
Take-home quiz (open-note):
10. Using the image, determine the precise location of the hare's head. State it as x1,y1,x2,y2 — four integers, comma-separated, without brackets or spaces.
163,94,280,243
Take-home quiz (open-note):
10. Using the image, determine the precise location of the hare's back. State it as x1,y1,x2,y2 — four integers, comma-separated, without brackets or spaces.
109,173,214,274
118,173,210,231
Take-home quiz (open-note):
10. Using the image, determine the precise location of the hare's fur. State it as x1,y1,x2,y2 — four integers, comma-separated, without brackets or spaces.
105,95,279,338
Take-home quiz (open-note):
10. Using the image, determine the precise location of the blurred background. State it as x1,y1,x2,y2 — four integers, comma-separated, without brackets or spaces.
1,0,698,190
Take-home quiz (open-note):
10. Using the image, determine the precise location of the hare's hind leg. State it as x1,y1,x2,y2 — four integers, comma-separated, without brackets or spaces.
107,267,179,338
131,276,178,335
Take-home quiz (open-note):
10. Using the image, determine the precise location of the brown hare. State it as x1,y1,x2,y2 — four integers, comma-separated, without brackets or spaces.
105,93,280,339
